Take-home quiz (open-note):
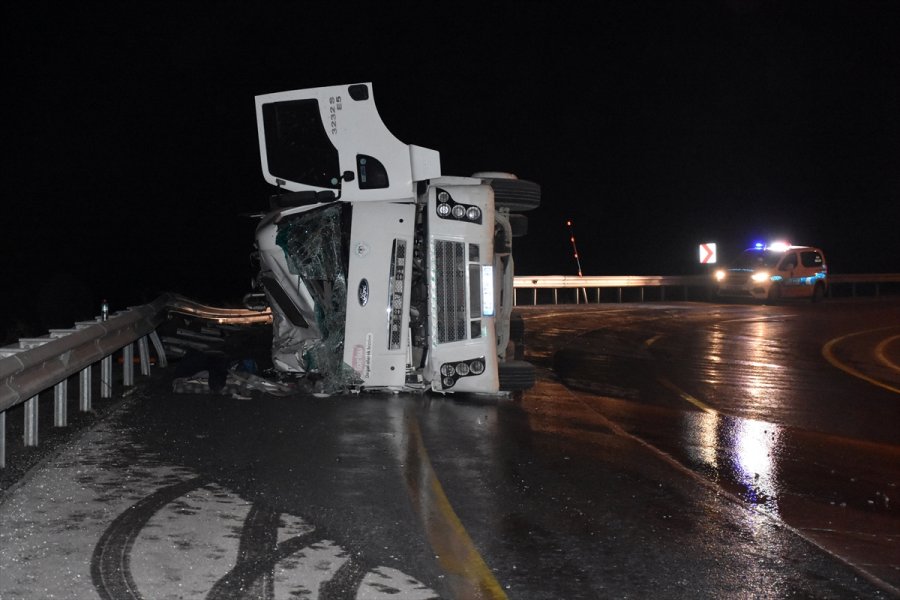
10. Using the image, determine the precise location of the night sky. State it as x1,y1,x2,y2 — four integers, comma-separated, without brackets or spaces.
3,1,899,336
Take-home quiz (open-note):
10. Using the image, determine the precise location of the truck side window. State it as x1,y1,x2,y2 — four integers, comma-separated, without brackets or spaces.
356,155,389,189
262,99,341,189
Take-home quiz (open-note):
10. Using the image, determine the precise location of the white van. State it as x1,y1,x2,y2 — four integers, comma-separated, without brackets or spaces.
715,243,828,303
249,83,539,393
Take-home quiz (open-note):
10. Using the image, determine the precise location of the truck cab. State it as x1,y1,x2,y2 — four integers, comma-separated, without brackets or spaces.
250,83,539,393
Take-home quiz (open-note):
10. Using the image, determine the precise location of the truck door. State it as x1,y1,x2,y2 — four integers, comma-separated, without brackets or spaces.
255,83,440,202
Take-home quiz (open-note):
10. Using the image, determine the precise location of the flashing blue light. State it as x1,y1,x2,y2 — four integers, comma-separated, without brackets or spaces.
754,242,764,250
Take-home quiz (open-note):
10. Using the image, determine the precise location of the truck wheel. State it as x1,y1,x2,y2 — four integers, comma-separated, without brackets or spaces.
509,214,528,237
509,313,525,342
489,178,541,212
498,360,535,391
811,282,825,303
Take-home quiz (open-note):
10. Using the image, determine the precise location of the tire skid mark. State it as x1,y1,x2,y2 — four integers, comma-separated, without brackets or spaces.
206,503,340,599
91,475,439,599
91,476,207,600
319,552,370,600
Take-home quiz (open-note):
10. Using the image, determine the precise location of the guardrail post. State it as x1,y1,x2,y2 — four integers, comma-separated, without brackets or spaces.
532,289,537,306
79,365,92,412
123,343,134,387
138,336,151,376
101,355,113,398
640,287,645,302
1,411,5,468
54,380,67,427
149,331,168,368
553,289,558,305
24,396,38,447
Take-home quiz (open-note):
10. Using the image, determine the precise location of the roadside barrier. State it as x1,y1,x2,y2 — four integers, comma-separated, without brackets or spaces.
513,274,900,305
0,294,271,469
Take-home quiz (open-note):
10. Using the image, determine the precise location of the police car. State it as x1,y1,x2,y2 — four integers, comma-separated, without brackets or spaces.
714,242,828,303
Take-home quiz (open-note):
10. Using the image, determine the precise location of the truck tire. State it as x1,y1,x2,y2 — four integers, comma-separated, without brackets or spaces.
509,312,525,342
509,214,528,237
489,179,541,212
498,360,535,391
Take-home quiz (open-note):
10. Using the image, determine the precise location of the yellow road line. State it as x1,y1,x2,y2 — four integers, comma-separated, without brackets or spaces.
875,334,900,373
645,335,718,414
822,328,900,395
403,412,508,599
644,334,664,347
658,377,718,414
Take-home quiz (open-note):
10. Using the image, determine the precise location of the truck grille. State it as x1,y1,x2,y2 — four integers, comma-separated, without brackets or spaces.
388,239,407,350
434,240,467,343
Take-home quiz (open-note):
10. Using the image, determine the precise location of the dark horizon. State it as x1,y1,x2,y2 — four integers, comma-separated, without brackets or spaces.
3,1,899,336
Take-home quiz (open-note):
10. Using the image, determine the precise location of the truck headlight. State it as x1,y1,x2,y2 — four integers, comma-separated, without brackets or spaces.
438,357,487,389
437,202,452,217
466,206,481,221
751,271,770,283
715,270,726,282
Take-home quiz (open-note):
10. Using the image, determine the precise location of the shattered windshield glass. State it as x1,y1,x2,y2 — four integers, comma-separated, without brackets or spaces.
275,204,360,392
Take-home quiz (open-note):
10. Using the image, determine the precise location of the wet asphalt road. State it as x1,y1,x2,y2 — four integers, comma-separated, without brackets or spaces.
1,298,898,599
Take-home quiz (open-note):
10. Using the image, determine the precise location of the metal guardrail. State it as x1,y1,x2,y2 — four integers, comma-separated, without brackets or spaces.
513,274,709,304
2,274,894,468
513,273,900,305
168,294,272,324
0,294,272,468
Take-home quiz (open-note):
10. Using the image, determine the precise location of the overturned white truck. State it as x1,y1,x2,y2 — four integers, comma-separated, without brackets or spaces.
249,83,539,393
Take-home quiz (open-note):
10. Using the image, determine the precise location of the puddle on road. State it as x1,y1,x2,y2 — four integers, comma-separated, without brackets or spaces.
680,410,783,515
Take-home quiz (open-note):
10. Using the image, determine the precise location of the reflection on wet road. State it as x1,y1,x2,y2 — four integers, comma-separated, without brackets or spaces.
535,299,900,590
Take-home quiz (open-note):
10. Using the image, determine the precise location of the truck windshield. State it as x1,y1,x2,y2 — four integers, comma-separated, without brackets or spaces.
275,204,357,391
262,99,341,189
